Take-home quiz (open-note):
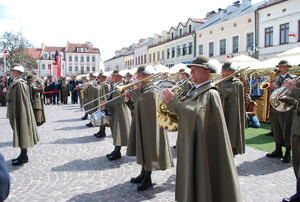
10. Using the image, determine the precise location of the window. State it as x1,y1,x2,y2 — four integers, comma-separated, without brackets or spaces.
157,52,160,61
92,66,95,71
180,29,182,36
221,27,224,31
69,66,72,71
282,8,286,12
188,42,193,54
86,66,90,72
247,33,254,51
69,56,72,61
92,56,95,62
189,25,192,32
209,42,214,57
48,64,50,69
75,66,78,71
81,56,84,62
248,18,252,23
172,33,174,39
199,44,203,55
167,49,170,59
162,50,164,60
87,56,90,62
141,55,143,64
149,53,152,63
280,23,289,44
267,13,271,17
233,23,237,27
199,34,202,38
182,44,187,56
51,54,55,59
75,56,78,62
210,30,212,34
177,45,181,57
43,53,48,59
220,39,226,55
144,55,146,63
42,64,45,69
265,27,273,47
153,53,155,62
232,36,239,53
80,66,84,74
172,47,175,58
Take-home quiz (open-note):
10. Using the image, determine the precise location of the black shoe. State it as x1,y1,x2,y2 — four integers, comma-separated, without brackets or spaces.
108,152,121,161
86,122,93,127
282,154,291,163
81,115,88,120
282,193,300,202
266,150,283,158
265,132,273,136
106,151,114,158
131,173,145,184
12,156,28,166
95,132,106,138
137,177,152,191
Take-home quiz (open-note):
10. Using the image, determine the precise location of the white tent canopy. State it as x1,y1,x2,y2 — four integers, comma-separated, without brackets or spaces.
154,64,170,73
169,63,188,74
226,54,261,69
250,47,300,70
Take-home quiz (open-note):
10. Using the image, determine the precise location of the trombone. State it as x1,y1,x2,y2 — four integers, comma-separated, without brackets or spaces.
82,72,163,113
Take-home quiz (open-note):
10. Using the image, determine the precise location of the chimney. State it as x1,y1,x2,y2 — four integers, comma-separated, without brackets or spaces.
242,0,252,10
221,9,228,21
86,42,93,47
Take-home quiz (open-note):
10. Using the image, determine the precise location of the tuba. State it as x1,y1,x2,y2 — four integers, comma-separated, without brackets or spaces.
261,71,277,122
157,66,250,131
270,77,300,112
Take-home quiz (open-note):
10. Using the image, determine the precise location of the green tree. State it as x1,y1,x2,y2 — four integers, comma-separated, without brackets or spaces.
0,31,37,72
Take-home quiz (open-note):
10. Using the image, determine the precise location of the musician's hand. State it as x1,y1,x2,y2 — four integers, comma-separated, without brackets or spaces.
124,89,131,99
269,83,278,90
162,88,175,103
134,83,142,89
284,78,295,91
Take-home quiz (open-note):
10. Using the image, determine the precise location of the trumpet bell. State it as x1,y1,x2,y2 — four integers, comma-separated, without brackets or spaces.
260,81,270,89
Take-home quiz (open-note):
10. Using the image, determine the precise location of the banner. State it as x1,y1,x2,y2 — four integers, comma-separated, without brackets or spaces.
56,55,62,78
50,61,53,75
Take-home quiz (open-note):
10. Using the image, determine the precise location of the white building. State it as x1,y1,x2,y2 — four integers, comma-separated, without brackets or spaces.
257,0,300,60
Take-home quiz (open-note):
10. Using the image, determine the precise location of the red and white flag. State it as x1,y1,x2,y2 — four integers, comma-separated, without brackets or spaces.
50,61,53,75
288,34,296,37
56,55,62,78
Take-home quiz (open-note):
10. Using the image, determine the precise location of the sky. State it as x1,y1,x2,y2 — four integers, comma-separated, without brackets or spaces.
0,0,264,64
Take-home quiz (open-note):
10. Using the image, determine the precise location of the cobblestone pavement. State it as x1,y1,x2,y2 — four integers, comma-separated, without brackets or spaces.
0,103,296,202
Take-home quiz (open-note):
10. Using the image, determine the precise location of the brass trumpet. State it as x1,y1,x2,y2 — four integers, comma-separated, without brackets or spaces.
82,72,163,113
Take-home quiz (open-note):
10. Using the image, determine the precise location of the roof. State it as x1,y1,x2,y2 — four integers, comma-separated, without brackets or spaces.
188,18,207,23
43,46,65,53
257,0,288,10
27,48,42,59
65,43,100,53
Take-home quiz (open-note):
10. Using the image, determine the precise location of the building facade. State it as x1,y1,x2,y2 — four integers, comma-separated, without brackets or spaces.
257,0,300,60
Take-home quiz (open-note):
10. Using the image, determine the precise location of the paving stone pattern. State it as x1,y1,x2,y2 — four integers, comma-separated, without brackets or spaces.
0,103,296,202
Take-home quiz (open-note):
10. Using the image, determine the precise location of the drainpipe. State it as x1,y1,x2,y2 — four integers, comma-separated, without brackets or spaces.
192,31,197,58
255,9,259,59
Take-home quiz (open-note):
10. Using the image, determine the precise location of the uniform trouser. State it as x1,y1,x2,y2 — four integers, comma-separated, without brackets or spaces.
291,135,300,181
0,95,6,106
52,92,59,104
271,109,293,147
